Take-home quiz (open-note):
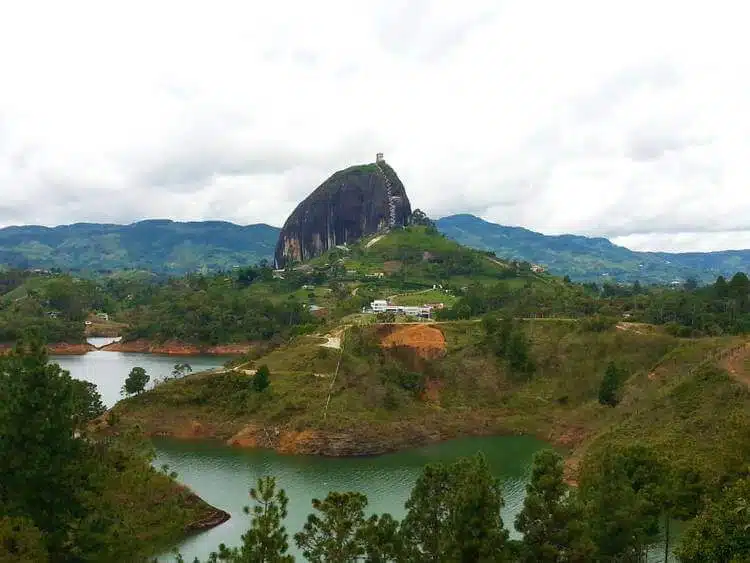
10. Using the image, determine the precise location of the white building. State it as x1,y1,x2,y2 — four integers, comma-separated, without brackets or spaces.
367,300,433,318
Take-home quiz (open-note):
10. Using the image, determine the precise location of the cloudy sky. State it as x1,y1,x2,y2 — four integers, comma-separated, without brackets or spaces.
1,1,748,252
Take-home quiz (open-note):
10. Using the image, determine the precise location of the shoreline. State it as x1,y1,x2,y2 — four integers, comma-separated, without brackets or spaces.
0,342,95,355
100,339,253,356
0,339,254,357
104,411,577,458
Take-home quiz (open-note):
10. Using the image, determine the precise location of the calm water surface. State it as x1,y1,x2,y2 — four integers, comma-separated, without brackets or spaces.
51,338,225,407
49,342,678,561
152,435,547,561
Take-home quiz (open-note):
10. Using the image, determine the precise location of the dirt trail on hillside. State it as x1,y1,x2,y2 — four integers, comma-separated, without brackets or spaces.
615,323,646,335
720,341,750,388
380,324,446,359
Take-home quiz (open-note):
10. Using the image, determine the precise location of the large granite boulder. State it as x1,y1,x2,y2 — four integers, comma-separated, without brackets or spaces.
274,158,412,268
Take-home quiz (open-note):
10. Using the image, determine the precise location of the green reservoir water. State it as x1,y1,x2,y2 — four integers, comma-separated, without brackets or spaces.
50,344,680,561
152,435,547,562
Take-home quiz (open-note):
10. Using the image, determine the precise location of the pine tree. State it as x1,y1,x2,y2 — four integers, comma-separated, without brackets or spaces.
212,477,293,562
253,365,271,392
401,454,511,562
598,362,622,406
0,340,104,559
515,450,593,562
677,476,750,562
579,450,653,561
294,491,370,562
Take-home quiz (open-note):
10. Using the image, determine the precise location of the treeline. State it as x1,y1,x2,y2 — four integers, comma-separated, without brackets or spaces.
436,279,597,321
437,272,750,336
0,342,215,561
0,273,114,343
122,273,319,345
175,446,749,562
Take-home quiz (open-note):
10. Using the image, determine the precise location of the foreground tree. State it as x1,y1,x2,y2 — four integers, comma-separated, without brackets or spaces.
0,340,113,560
0,516,49,563
579,449,654,561
123,366,149,395
401,453,511,562
207,477,293,563
677,476,750,562
294,491,371,562
515,450,593,562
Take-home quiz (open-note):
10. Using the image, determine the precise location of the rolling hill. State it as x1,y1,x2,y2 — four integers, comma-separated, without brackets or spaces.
2,215,750,283
0,220,279,274
436,214,750,284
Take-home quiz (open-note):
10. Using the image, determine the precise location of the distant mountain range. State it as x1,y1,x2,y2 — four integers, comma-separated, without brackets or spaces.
436,214,750,283
0,220,278,274
1,215,748,283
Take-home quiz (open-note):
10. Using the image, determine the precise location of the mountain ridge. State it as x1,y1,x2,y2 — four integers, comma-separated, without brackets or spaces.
2,214,750,282
436,214,750,283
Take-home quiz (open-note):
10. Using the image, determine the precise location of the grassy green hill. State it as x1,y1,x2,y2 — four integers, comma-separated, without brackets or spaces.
437,214,750,284
104,317,750,491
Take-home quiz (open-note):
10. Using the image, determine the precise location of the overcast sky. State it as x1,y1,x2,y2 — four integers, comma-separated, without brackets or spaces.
1,1,748,252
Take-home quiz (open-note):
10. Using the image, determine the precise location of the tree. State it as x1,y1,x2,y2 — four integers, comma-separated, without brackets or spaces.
172,362,193,379
294,491,370,563
579,450,654,561
0,516,49,562
515,450,594,562
677,476,750,562
483,316,535,379
123,366,149,395
253,365,271,392
598,361,623,407
715,275,729,299
401,454,510,562
506,328,535,378
0,340,104,559
210,477,294,563
70,379,106,429
360,513,403,562
684,277,699,291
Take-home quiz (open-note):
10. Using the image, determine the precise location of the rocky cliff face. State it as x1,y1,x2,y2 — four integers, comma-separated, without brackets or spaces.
274,159,412,267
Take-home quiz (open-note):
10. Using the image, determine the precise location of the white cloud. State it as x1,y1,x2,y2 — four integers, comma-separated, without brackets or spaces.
1,0,749,252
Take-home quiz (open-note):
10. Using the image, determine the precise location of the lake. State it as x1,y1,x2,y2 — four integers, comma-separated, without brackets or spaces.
152,435,548,561
52,340,225,407
51,340,679,562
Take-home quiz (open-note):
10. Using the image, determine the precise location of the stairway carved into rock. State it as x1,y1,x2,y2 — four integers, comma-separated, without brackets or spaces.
375,160,398,229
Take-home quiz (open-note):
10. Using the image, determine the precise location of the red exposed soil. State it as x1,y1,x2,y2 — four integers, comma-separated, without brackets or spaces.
379,324,447,359
100,339,253,356
0,342,95,356
421,378,443,404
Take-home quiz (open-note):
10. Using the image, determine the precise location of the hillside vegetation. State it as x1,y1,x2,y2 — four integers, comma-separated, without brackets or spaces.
437,213,750,283
4,214,750,283
104,318,739,470
0,220,278,274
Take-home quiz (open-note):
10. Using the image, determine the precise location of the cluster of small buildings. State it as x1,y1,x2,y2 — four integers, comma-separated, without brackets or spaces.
365,300,444,319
